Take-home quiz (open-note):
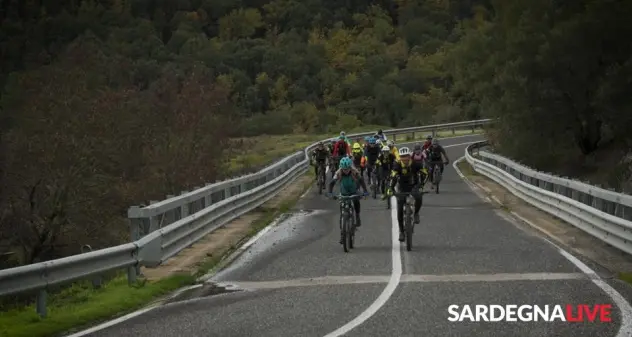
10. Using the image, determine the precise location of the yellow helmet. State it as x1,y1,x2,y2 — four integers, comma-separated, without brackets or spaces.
353,143,362,150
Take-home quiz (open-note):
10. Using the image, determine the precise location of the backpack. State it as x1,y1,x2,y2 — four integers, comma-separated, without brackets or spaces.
412,151,424,162
335,140,347,155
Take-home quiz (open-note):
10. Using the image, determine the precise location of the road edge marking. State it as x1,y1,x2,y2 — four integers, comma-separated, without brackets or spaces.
453,156,632,336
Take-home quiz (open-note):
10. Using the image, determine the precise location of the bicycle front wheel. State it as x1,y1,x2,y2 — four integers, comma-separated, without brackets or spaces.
341,214,349,253
405,206,413,251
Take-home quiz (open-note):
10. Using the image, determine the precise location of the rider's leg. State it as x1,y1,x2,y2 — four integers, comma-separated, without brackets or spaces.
397,196,405,241
439,162,445,174
353,199,361,227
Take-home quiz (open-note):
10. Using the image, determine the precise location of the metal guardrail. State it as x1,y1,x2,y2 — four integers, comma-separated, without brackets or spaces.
0,119,492,317
465,141,632,256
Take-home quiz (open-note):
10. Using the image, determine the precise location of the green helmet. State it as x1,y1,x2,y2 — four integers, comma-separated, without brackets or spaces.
339,157,352,169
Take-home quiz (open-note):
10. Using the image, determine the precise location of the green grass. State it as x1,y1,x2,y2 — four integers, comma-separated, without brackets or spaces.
0,172,316,337
456,158,478,177
619,272,632,285
0,274,195,337
228,127,484,174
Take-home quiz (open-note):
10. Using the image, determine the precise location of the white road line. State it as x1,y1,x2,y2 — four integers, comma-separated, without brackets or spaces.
509,213,632,337
453,156,632,337
217,272,593,290
322,197,402,337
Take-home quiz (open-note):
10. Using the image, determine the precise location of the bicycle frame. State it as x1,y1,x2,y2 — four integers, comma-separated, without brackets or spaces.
335,194,362,252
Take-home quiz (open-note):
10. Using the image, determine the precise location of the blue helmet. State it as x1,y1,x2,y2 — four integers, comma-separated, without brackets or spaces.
368,137,377,144
339,157,352,169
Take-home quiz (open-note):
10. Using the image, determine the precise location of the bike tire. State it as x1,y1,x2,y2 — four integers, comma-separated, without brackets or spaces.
342,214,349,253
406,207,413,251
349,214,355,249
434,166,441,194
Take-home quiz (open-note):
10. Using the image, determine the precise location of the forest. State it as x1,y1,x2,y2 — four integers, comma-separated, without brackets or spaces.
0,0,631,265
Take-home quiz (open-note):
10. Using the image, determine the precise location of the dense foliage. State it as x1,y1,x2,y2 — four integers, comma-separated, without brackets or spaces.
0,0,630,264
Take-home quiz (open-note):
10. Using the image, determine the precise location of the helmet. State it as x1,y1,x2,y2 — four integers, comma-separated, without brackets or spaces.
339,157,352,169
340,131,346,137
377,129,383,134
399,147,411,156
376,139,382,145
426,134,433,140
432,139,440,146
387,140,394,147
364,136,371,141
381,146,390,152
353,143,362,150
368,138,376,144
413,144,421,151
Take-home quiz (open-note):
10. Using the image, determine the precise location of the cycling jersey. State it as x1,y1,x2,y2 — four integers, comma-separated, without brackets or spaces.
364,144,381,165
312,147,329,162
390,160,424,192
329,167,366,195
428,145,446,161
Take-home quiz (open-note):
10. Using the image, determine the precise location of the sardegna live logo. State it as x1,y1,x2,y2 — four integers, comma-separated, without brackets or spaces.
448,304,614,322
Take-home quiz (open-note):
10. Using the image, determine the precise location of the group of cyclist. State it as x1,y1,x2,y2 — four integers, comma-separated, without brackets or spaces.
310,130,450,242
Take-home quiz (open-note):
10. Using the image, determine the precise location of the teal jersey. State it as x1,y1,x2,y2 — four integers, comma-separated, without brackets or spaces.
334,167,361,195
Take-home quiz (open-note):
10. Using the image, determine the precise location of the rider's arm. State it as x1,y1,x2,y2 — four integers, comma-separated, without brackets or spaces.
440,146,449,162
328,170,340,193
389,166,400,190
356,171,369,192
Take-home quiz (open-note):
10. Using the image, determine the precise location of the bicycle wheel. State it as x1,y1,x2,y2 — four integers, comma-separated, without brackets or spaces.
349,212,355,249
341,212,349,253
434,166,441,194
405,205,413,251
372,175,377,199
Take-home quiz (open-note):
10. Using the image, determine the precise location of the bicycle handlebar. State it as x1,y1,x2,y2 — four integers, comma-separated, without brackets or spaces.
333,194,364,200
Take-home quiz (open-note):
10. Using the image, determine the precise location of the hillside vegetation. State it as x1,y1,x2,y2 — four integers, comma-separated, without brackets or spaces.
1,0,631,266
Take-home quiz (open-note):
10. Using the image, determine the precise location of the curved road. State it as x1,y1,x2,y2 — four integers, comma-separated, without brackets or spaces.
80,135,632,337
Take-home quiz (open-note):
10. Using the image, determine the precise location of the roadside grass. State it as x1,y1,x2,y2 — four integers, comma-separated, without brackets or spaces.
230,127,484,174
456,159,478,177
619,272,632,285
0,274,195,337
0,172,316,337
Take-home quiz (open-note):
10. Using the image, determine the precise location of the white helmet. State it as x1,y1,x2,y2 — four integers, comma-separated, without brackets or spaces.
381,145,390,152
387,140,394,147
399,147,411,156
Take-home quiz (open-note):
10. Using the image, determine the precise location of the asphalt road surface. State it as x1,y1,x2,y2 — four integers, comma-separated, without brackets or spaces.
78,134,632,337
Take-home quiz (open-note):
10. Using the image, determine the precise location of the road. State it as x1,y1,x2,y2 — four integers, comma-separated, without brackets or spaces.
79,134,632,337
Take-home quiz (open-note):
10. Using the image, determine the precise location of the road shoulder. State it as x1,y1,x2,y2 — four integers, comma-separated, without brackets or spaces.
454,158,632,279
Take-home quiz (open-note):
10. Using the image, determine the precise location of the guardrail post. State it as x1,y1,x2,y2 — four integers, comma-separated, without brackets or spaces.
36,289,47,318
452,128,456,135
204,183,212,209
180,191,190,217
149,200,159,232
432,129,436,138
165,195,175,225
81,245,102,289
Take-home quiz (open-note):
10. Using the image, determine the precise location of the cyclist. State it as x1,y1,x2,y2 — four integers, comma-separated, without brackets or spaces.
426,139,450,187
387,140,400,161
422,134,433,151
332,135,351,168
375,129,387,142
311,142,330,179
411,144,426,165
327,157,369,236
364,137,381,185
377,145,396,195
386,147,424,242
351,142,364,175
339,131,352,146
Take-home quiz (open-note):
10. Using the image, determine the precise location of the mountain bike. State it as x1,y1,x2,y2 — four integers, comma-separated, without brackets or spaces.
428,161,445,194
333,194,362,253
317,161,327,194
393,192,418,251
